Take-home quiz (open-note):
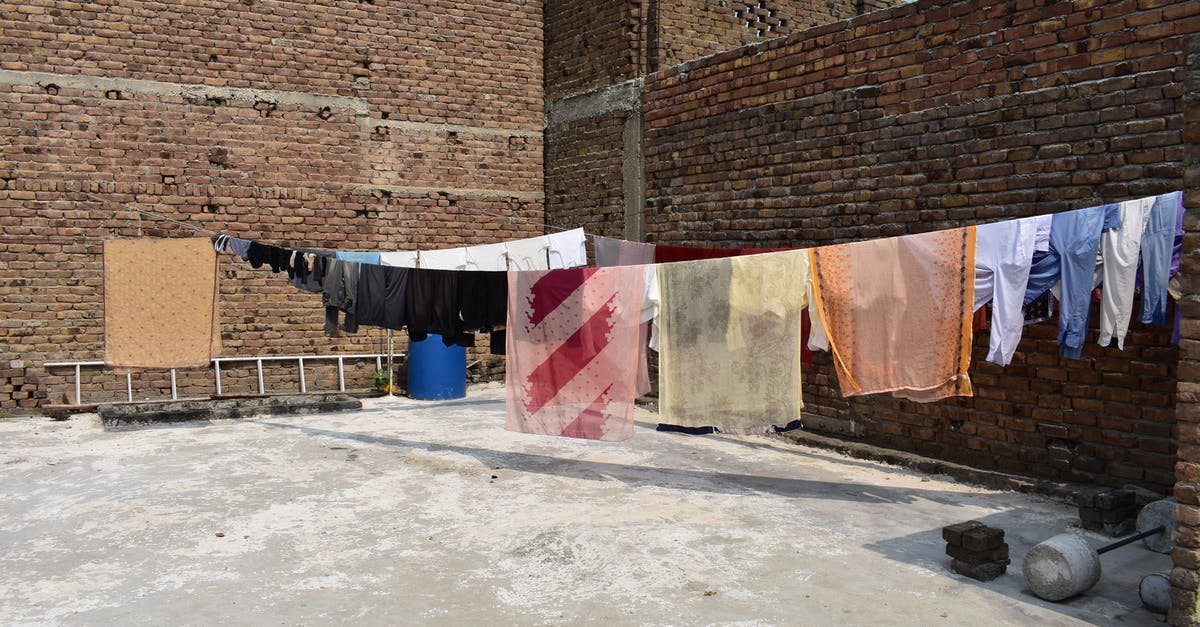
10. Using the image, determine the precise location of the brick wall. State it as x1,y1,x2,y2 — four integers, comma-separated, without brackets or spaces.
545,112,629,237
1170,37,1200,627
545,0,643,100
0,0,543,410
652,0,857,72
633,0,1198,493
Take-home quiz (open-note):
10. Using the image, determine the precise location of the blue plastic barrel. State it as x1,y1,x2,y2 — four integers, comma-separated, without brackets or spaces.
407,334,466,400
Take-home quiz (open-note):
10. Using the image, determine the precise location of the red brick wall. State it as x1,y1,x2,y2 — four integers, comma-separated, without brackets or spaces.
652,0,857,71
638,0,1198,492
545,0,643,100
1169,38,1200,626
545,112,629,237
0,0,543,410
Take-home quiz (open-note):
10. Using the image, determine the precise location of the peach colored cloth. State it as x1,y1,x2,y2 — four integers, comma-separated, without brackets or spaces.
809,228,976,402
104,238,221,370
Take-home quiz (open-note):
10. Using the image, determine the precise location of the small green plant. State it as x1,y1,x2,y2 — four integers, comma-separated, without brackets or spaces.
373,369,389,390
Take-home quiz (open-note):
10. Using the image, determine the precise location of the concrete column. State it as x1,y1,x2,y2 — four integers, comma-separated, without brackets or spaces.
1171,41,1200,627
621,110,645,241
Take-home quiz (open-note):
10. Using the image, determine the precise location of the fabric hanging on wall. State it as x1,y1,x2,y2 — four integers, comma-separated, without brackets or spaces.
1049,204,1121,359
973,217,1039,366
1139,191,1184,327
464,243,509,271
657,249,810,433
322,259,359,336
335,250,381,266
1097,197,1154,348
547,227,588,269
380,250,419,268
505,266,645,441
104,237,222,370
505,236,550,270
419,247,468,271
809,228,977,402
356,264,411,331
594,235,654,267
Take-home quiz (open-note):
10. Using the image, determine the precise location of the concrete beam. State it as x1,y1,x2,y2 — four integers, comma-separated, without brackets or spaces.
365,118,542,139
546,79,642,127
356,185,544,202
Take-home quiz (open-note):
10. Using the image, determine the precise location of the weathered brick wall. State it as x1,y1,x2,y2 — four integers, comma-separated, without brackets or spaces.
1169,38,1200,627
652,0,857,71
0,0,543,410
545,111,629,237
637,0,1198,493
545,0,642,100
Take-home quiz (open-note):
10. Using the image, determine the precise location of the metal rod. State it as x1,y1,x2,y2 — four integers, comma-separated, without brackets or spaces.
387,329,394,395
256,359,264,394
337,357,345,392
214,360,223,396
126,373,132,402
74,364,81,405
298,357,306,394
170,369,177,400
1097,525,1166,555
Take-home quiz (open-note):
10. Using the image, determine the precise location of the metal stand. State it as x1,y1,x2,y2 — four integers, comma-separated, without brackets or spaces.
384,329,399,400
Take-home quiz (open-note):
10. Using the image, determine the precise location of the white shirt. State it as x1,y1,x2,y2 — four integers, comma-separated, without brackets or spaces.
379,251,418,268
974,217,1039,366
547,228,588,269
464,243,509,271
1097,196,1154,348
505,236,550,271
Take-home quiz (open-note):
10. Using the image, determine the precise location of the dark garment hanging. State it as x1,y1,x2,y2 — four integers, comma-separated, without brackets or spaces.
654,244,789,263
406,268,473,347
458,271,508,331
288,248,329,293
356,264,411,331
323,259,359,335
247,242,292,273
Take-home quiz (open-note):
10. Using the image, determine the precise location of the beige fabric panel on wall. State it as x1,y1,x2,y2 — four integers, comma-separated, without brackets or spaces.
103,237,221,371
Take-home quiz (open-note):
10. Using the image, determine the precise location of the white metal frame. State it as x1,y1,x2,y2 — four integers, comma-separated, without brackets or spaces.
44,353,400,405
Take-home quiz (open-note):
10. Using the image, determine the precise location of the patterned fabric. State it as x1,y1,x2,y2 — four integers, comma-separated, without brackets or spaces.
657,250,810,433
505,266,645,441
809,228,976,402
104,238,221,370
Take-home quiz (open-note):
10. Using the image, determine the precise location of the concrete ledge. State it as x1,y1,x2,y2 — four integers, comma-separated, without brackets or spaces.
98,394,362,430
772,429,1083,503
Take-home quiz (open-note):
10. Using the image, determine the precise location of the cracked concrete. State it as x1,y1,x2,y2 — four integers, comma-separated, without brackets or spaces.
0,389,1169,625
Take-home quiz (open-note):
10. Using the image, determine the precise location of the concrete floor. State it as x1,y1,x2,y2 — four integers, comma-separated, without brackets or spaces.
0,388,1170,625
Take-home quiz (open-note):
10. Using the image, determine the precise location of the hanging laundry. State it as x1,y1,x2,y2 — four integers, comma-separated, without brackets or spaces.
464,243,509,271
657,249,809,433
547,227,588,269
974,217,1040,366
247,241,291,273
213,234,252,260
594,235,654,267
322,259,359,336
336,251,381,266
458,270,508,353
809,228,976,401
636,264,659,396
380,250,419,268
655,244,743,263
356,264,410,331
406,268,472,347
103,238,221,370
1049,204,1120,359
505,266,645,441
1097,196,1154,348
1139,191,1184,327
505,235,550,270
1033,215,1053,252
289,248,329,293
419,247,468,271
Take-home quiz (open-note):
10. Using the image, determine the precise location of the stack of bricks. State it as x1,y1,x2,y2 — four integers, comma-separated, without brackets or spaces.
942,521,1010,582
1076,488,1138,537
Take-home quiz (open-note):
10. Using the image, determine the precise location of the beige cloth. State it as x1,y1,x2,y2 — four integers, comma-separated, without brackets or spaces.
657,249,809,433
809,228,976,402
104,238,221,370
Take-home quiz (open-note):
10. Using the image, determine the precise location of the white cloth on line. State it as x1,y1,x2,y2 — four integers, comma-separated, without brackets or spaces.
974,216,1039,366
505,236,550,270
1032,214,1053,252
1098,195,1155,349
420,247,468,270
464,243,509,271
547,228,588,269
379,251,418,268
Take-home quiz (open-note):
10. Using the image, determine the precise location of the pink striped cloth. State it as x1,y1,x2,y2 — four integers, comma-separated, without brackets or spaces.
505,266,646,441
